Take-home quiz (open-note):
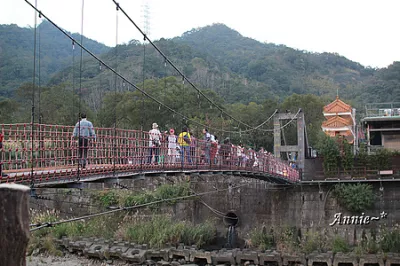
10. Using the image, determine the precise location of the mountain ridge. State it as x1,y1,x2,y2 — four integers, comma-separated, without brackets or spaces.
0,20,110,97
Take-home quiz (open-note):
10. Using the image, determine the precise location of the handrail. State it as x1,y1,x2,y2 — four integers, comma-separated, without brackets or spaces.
0,123,300,184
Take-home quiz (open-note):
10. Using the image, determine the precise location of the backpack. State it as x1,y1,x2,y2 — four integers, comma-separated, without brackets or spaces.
153,139,161,147
183,133,191,144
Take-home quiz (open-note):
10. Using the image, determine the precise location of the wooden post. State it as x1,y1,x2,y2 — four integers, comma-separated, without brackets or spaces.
0,184,30,266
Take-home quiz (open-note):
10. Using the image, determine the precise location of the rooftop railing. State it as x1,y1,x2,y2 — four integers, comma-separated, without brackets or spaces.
365,102,400,118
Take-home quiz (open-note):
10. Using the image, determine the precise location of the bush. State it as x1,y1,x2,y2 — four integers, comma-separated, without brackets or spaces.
249,227,274,250
380,228,400,252
332,236,350,253
93,182,192,209
300,231,327,254
317,134,340,175
125,216,216,248
370,148,391,170
95,190,119,207
333,183,375,212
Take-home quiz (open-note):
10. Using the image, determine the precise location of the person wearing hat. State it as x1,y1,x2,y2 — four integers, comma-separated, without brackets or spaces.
167,128,177,164
147,122,162,164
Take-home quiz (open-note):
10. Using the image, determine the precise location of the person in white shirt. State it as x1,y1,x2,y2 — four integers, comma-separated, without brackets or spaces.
203,128,211,164
167,128,177,164
147,123,162,164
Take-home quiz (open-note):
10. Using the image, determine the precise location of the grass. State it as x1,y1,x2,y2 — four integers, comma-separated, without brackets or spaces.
249,227,274,250
29,182,215,255
92,182,192,209
123,216,216,248
29,211,216,254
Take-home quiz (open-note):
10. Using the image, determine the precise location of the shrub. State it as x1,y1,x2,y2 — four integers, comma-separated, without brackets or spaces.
95,190,119,207
333,183,375,212
249,227,274,250
125,216,216,248
332,236,350,253
380,228,400,252
300,231,327,254
317,134,340,176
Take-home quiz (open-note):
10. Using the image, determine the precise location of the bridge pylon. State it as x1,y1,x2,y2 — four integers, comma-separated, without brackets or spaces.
273,110,305,169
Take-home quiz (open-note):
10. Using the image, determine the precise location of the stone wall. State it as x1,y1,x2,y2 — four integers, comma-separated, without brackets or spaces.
30,173,400,246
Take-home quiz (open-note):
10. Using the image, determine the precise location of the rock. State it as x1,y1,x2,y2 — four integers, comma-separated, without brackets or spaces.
171,261,181,266
146,259,156,265
32,249,40,256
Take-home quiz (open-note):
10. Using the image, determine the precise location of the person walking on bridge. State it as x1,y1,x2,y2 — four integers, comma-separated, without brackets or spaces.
73,113,96,169
203,128,211,164
166,128,177,165
147,123,162,164
178,127,192,166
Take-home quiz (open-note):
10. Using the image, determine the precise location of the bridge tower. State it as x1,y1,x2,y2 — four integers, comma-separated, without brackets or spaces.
273,110,305,169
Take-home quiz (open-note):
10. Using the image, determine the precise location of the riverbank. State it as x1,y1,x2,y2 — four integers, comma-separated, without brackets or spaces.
26,253,128,266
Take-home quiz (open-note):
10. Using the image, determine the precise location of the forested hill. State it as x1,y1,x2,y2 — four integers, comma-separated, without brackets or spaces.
0,20,110,98
1,22,400,149
174,24,375,103
47,23,381,107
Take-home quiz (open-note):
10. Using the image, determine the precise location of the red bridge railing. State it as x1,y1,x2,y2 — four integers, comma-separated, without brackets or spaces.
0,123,299,184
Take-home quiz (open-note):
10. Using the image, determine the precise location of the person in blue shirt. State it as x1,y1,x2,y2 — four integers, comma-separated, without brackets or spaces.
73,113,96,168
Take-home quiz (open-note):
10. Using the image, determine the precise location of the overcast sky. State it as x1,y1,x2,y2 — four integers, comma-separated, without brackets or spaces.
1,0,399,68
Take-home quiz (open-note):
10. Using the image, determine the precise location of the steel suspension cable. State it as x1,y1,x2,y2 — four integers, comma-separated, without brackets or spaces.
23,1,283,136
113,4,119,175
37,10,42,167
72,41,77,170
30,0,38,188
110,0,267,132
77,0,85,181
140,36,146,169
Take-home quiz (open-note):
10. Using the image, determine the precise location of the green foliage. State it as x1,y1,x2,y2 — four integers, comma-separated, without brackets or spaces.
121,183,191,208
358,229,379,254
125,216,216,248
317,134,340,175
332,236,350,253
370,148,392,170
5,22,400,151
333,183,375,212
29,210,215,254
356,143,368,167
276,226,300,254
280,94,327,147
342,139,354,171
249,227,274,250
380,228,400,253
0,21,109,97
299,231,327,254
94,190,119,207
92,183,192,209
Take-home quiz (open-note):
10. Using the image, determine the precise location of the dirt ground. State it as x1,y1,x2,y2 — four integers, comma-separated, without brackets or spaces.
26,254,130,266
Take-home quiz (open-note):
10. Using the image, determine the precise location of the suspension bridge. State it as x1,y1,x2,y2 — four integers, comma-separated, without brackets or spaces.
0,123,300,187
0,1,304,188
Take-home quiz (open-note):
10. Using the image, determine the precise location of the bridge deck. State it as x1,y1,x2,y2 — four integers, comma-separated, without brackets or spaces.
1,163,295,187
